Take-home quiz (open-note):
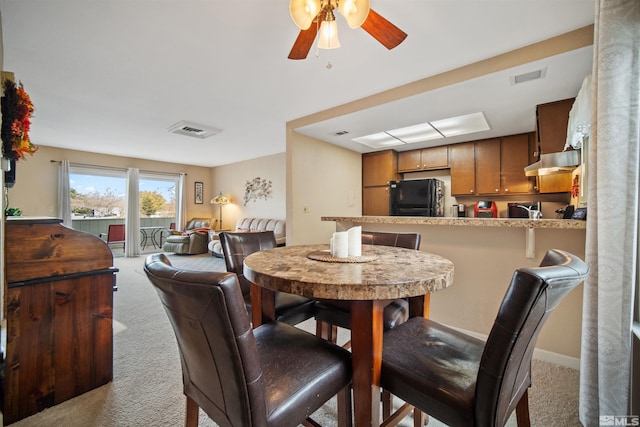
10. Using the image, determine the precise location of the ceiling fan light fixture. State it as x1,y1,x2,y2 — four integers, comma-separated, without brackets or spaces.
290,0,322,29
318,16,341,49
338,0,370,28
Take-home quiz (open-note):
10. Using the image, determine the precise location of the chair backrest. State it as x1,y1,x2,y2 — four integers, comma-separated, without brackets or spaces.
475,249,588,425
107,224,125,243
361,231,421,250
143,253,267,426
184,217,211,231
219,231,277,296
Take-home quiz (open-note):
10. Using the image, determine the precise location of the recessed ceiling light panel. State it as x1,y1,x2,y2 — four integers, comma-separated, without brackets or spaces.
430,112,490,137
352,111,490,149
386,122,443,143
352,132,404,149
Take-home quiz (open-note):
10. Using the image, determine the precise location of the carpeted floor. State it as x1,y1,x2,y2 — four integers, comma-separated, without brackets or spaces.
5,252,581,427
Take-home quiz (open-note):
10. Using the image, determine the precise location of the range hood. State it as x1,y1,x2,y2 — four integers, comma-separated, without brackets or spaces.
524,150,580,177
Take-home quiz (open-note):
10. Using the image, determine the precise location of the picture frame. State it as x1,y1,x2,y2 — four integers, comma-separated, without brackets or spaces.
194,182,203,204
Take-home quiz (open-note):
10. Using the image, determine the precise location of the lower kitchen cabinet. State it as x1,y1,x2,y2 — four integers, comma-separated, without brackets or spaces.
363,186,390,216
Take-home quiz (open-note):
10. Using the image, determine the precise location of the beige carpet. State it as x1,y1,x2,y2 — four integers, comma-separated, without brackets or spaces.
6,252,581,427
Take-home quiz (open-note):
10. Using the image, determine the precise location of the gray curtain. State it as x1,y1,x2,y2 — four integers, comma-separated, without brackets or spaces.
579,0,640,423
125,167,141,257
57,160,72,227
176,173,186,231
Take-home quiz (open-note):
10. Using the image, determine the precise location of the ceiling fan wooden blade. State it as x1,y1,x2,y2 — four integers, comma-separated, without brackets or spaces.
288,25,319,60
361,8,407,50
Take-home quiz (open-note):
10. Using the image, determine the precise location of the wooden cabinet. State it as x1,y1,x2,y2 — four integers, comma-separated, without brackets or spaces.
451,135,535,196
475,138,501,195
535,98,575,193
362,186,392,216
501,133,535,194
4,218,117,424
536,98,575,157
397,150,421,172
362,150,398,187
450,142,476,195
397,146,449,172
362,150,398,215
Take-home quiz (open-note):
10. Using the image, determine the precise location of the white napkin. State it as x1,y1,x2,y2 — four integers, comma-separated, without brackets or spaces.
347,226,362,257
332,231,349,258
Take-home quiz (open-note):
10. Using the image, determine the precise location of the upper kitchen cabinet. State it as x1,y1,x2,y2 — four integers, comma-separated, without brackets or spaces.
450,142,476,195
536,98,575,156
501,133,536,194
397,146,449,172
475,138,501,195
534,98,575,193
452,134,535,196
362,150,398,187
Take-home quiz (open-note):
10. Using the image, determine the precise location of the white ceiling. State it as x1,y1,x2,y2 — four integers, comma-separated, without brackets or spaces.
0,0,595,168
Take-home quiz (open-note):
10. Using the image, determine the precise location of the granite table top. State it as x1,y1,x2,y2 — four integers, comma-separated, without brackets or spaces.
243,244,454,301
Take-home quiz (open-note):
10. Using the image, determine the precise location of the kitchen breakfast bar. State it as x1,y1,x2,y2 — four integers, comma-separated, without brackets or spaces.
321,215,587,364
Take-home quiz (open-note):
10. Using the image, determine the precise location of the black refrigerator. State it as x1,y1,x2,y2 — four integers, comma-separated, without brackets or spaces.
389,179,444,217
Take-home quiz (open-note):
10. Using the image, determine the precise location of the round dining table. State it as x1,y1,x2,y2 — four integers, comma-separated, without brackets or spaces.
244,243,454,427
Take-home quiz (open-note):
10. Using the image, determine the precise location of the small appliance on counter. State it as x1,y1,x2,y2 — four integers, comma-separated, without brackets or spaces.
555,204,575,219
508,202,541,218
474,201,498,218
453,203,466,217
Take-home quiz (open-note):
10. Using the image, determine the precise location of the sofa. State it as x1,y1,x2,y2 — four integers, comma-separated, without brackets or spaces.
209,217,286,257
163,218,212,255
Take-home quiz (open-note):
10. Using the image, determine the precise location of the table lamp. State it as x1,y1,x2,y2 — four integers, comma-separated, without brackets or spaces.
211,192,230,230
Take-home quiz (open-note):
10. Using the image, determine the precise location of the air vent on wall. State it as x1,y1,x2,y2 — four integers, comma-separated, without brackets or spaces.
167,121,222,139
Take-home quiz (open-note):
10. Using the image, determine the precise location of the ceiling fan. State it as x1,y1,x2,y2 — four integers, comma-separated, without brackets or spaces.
288,0,407,60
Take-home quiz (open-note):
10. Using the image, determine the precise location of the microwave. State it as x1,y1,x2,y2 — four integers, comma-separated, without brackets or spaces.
474,201,497,218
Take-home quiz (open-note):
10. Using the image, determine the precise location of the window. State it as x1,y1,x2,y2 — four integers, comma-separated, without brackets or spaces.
69,167,127,219
67,166,181,240
139,173,178,219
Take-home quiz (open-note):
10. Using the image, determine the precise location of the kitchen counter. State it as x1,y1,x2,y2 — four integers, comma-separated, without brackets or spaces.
321,215,586,230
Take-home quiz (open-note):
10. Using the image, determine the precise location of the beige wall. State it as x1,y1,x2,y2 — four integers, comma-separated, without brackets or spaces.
286,130,362,245
210,152,286,230
6,145,213,221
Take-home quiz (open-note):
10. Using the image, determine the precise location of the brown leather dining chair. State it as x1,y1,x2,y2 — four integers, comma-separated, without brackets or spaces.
314,231,422,343
379,248,589,427
218,230,317,326
144,253,353,427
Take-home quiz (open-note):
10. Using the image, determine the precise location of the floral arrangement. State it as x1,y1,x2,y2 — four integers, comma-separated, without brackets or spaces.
244,177,272,205
1,79,38,161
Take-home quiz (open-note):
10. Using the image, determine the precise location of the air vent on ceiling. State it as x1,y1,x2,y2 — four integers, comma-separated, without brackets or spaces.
510,67,547,85
167,121,222,139
334,130,349,136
